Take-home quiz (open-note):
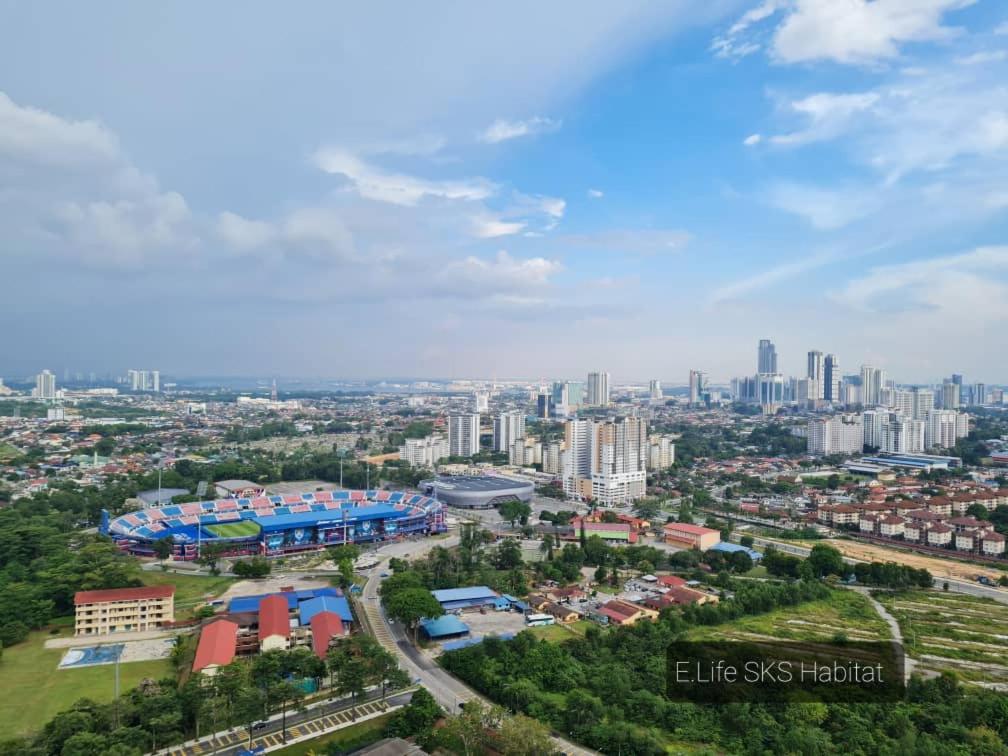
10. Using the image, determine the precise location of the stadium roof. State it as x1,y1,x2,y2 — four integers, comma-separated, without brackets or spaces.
431,586,498,603
75,585,175,605
228,587,339,614
256,504,410,532
419,614,469,638
259,595,290,639
299,595,353,625
192,620,237,671
428,475,532,492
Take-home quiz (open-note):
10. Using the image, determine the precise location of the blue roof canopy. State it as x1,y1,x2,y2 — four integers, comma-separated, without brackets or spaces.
299,595,353,624
431,586,497,603
420,615,470,638
228,587,340,614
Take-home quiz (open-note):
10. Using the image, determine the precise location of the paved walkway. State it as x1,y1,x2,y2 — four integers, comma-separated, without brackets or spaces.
843,585,917,682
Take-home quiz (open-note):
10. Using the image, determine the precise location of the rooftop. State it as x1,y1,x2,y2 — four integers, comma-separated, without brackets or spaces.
74,585,175,605
192,620,238,671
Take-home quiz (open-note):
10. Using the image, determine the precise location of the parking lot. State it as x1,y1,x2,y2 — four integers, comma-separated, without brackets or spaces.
435,608,528,648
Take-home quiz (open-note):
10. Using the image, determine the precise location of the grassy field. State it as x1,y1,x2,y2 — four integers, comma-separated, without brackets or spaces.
204,520,261,538
0,442,21,461
686,589,890,643
270,712,393,756
139,571,235,619
0,629,172,740
876,589,1008,685
527,619,594,643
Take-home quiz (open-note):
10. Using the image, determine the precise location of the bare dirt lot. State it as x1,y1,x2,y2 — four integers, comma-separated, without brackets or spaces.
811,539,1003,582
217,574,331,604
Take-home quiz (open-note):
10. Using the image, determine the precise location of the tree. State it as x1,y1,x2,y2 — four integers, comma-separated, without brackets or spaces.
435,700,496,756
740,535,755,548
497,713,558,755
632,498,662,523
499,500,532,528
152,538,173,562
268,680,305,744
385,686,442,741
807,544,845,578
197,541,227,576
729,550,754,574
384,588,443,641
493,539,523,570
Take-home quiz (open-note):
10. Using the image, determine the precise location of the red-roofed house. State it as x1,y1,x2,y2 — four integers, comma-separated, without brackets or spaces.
258,594,290,651
74,585,175,636
657,575,687,589
193,620,238,676
594,599,658,626
309,611,344,659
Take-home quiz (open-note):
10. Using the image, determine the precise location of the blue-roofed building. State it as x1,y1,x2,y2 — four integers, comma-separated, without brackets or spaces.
431,586,499,612
419,615,470,639
710,542,762,561
299,595,353,625
227,587,340,615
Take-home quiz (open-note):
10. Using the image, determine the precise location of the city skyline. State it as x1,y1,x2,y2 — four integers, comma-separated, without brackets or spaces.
2,3,1008,380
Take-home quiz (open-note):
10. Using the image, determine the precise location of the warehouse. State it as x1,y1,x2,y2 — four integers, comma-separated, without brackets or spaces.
431,586,500,612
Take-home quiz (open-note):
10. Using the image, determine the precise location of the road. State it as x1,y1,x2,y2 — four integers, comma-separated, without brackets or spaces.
842,585,918,683
743,535,1008,604
359,554,597,756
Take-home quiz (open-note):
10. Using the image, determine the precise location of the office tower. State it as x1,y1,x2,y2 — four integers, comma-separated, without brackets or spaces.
400,435,449,468
35,369,56,401
688,370,705,405
758,339,778,374
566,381,585,407
492,411,526,452
797,378,817,405
925,409,968,450
590,417,648,506
586,371,610,407
881,417,925,454
911,387,935,420
941,380,960,410
807,351,824,399
952,374,963,387
448,414,480,457
807,414,864,455
536,393,550,419
473,391,490,413
649,379,663,402
860,366,885,407
648,435,676,469
975,383,987,406
823,354,839,401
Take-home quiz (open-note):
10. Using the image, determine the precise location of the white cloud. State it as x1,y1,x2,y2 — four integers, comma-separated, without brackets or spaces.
831,246,1008,315
587,188,604,198
769,92,879,145
478,116,561,144
710,249,839,303
313,147,495,205
471,214,526,238
716,0,974,66
440,250,562,289
0,91,120,166
216,211,276,249
743,133,762,145
955,49,1008,65
766,181,876,229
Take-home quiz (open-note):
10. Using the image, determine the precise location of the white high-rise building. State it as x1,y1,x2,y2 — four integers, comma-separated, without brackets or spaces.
586,371,610,407
151,370,160,392
492,411,526,452
590,416,648,506
862,409,888,449
543,441,564,475
888,389,914,418
127,369,160,392
925,410,968,450
807,351,825,399
647,435,676,470
400,435,449,468
758,339,778,374
563,419,593,498
473,391,490,413
911,388,934,420
448,414,480,458
649,379,663,402
35,369,56,401
860,366,886,407
508,437,541,467
807,414,864,455
688,370,705,405
881,417,925,454
941,381,960,410
824,354,840,402
757,372,784,413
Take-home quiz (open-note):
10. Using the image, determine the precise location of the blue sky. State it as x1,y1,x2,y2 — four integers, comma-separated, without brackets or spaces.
2,1,1007,383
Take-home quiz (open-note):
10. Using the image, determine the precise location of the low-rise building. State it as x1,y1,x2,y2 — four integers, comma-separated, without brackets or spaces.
663,522,720,550
74,585,175,636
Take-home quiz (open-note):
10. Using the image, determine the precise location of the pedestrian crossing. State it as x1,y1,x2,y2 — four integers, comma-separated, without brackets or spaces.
165,700,390,755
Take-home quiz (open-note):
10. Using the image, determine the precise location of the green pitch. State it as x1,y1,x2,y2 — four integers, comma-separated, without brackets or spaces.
204,520,261,538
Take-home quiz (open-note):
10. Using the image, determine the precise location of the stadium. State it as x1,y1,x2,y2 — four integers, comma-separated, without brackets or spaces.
101,489,446,560
420,475,534,510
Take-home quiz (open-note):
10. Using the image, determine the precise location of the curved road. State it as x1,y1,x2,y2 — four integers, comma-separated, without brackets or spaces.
359,544,596,756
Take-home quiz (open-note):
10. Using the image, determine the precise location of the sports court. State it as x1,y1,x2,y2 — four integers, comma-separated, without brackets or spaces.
59,644,124,669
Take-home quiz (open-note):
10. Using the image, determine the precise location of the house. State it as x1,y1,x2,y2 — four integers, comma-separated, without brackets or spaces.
525,593,550,612
309,612,345,659
258,594,290,651
878,515,905,538
981,532,1006,556
663,522,720,550
859,514,878,534
954,531,976,551
542,601,580,623
548,585,587,603
657,575,688,589
925,496,953,516
926,524,953,547
193,620,238,676
904,522,922,542
595,599,659,626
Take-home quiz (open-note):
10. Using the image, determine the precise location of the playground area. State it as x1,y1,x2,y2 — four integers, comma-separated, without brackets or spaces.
59,637,175,669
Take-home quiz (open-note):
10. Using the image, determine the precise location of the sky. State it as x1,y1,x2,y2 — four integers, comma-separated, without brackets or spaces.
2,0,1007,384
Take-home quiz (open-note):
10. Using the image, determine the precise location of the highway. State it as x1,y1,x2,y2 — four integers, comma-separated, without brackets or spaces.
743,535,1008,604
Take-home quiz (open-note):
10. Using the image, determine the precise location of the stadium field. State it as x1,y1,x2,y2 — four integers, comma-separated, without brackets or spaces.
204,520,261,538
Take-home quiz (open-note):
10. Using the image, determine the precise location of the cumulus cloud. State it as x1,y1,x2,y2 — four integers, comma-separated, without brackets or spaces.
478,116,561,144
439,250,562,290
470,214,527,238
715,0,974,65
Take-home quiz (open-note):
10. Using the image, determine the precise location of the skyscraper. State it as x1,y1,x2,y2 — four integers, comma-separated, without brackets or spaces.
758,339,778,374
590,417,648,506
974,383,987,406
649,379,663,402
824,354,840,401
807,351,824,400
911,387,935,420
688,370,705,405
448,414,480,457
35,369,56,402
860,366,886,407
941,380,960,410
492,411,525,452
586,371,610,407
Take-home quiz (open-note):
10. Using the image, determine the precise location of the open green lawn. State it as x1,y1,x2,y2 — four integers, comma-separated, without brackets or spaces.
270,712,393,756
0,442,21,460
686,589,889,643
204,520,261,538
139,571,235,619
0,629,172,740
